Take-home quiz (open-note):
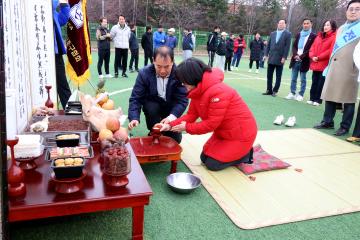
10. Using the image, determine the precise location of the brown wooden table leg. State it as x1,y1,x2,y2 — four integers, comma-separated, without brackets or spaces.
132,206,144,240
170,161,178,173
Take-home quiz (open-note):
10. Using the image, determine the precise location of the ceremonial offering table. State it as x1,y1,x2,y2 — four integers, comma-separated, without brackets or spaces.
8,143,153,240
130,136,182,174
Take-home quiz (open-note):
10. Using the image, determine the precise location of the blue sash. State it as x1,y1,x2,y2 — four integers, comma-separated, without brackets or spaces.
323,20,360,77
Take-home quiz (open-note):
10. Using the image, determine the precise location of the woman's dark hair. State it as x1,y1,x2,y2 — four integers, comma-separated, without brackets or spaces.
175,58,212,87
153,46,174,62
322,20,337,37
99,17,106,24
347,0,360,9
146,25,152,32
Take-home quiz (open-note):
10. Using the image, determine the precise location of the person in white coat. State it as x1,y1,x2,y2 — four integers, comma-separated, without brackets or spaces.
110,15,131,78
347,41,360,142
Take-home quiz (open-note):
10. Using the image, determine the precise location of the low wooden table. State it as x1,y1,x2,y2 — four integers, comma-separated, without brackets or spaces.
8,143,152,240
130,136,182,173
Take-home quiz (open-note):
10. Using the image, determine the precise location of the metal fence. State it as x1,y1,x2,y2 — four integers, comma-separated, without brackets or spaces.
62,23,272,54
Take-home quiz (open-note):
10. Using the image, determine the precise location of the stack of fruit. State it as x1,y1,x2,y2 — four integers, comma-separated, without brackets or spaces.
95,81,114,110
98,117,128,144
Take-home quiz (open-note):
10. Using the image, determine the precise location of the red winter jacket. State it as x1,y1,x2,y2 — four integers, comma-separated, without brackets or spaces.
309,31,336,72
170,68,257,162
233,38,247,54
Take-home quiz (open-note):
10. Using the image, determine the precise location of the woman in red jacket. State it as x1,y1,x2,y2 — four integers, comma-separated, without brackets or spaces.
307,20,337,106
161,58,258,171
231,34,247,70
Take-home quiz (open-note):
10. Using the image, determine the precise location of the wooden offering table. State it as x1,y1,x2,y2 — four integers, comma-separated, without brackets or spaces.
8,143,153,240
130,136,182,173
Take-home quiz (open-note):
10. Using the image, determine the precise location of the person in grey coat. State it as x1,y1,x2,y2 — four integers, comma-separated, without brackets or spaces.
263,19,292,97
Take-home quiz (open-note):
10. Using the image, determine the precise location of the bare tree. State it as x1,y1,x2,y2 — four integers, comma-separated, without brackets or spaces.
165,0,204,30
240,0,264,34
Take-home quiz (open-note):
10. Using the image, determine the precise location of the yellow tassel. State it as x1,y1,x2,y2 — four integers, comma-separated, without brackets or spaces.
66,61,90,86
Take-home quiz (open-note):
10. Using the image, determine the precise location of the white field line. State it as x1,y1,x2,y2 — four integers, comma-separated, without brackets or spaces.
225,70,311,90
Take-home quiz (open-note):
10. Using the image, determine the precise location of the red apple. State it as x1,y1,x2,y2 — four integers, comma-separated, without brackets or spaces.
106,117,120,132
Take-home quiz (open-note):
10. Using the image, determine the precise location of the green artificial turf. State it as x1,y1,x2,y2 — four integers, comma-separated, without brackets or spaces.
10,53,360,240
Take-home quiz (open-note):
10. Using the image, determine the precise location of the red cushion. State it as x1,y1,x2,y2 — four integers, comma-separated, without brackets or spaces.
236,145,290,175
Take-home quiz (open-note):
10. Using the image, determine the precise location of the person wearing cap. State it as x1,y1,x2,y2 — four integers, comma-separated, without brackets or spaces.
214,32,227,72
165,28,178,50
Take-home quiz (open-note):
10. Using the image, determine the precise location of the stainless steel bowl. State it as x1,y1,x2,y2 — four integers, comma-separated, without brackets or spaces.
166,172,201,194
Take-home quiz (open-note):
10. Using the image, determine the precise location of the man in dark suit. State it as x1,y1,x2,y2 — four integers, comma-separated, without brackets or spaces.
285,18,316,101
263,19,292,97
128,46,189,143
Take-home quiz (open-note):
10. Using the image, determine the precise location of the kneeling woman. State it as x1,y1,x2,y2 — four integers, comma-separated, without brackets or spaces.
161,58,258,171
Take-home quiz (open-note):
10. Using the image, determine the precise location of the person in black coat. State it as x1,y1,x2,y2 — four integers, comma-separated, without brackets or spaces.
96,17,112,78
207,26,221,67
225,34,235,71
128,46,188,143
286,18,317,101
141,26,153,66
263,19,292,97
215,32,227,72
129,23,139,72
249,33,264,73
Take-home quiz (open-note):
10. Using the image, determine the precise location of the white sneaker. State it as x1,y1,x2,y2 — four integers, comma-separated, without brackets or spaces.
256,69,259,74
273,115,285,125
105,74,113,78
296,95,304,101
313,102,320,106
285,116,296,127
248,69,252,73
99,74,104,79
285,93,295,100
307,100,313,105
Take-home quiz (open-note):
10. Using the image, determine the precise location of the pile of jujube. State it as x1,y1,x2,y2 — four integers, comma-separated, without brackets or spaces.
103,142,131,176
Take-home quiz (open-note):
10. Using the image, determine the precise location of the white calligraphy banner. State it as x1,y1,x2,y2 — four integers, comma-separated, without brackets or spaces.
4,0,57,137
3,0,14,89
24,0,57,107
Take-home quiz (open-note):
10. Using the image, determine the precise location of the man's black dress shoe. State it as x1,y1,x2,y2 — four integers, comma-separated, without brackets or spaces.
313,121,334,129
262,91,272,95
334,127,348,136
